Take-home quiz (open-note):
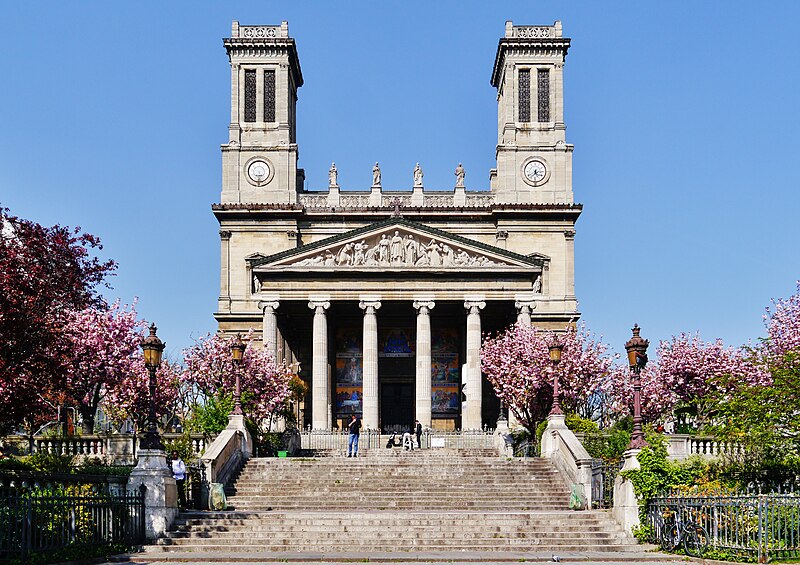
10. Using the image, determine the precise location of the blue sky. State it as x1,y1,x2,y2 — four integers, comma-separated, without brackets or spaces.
1,2,798,360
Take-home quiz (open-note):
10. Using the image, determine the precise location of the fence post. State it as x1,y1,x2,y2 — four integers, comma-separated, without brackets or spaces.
757,495,766,564
23,493,31,563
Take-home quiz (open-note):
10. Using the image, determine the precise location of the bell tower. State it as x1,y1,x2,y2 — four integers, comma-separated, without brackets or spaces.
491,21,572,204
221,21,303,204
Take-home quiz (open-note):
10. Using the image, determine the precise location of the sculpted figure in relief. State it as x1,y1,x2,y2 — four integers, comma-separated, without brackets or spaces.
253,275,262,293
373,162,382,186
336,242,353,266
353,240,366,265
405,235,420,265
455,163,465,188
532,275,542,294
378,234,390,264
390,231,405,264
413,163,424,187
329,163,338,187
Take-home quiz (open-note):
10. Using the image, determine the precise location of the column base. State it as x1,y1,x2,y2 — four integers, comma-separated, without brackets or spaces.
127,449,178,540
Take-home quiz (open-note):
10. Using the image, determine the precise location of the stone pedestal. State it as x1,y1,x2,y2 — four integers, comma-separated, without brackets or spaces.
127,449,178,539
226,413,253,457
540,412,567,457
612,448,641,534
494,416,512,457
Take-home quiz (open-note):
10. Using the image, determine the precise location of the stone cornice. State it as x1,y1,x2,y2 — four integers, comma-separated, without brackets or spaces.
212,202,583,222
223,37,303,87
491,37,571,88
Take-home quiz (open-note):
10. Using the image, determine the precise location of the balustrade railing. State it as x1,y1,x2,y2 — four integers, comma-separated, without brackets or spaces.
646,491,800,562
3,433,208,463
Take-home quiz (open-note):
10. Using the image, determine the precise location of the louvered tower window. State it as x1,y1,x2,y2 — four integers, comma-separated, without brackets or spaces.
518,69,531,122
537,69,550,122
244,70,257,122
264,70,276,122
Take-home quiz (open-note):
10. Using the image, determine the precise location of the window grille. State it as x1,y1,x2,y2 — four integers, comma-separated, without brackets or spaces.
264,70,276,122
518,69,531,122
537,69,550,122
244,70,256,122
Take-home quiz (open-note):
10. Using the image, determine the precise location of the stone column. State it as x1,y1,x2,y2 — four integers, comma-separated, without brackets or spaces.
259,300,280,360
463,299,485,430
515,300,536,326
308,300,331,430
413,299,435,428
359,299,381,430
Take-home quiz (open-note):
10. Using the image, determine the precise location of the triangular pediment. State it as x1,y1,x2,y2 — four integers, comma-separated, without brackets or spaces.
251,219,546,272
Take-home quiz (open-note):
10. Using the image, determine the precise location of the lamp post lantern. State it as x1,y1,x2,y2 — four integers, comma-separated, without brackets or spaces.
548,338,564,416
231,334,246,416
625,324,649,449
140,323,165,450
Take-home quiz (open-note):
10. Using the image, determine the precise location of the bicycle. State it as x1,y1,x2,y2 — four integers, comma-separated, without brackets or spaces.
660,507,709,557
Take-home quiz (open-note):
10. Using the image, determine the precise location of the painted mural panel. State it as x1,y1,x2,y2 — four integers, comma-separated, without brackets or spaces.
431,328,459,415
335,328,362,415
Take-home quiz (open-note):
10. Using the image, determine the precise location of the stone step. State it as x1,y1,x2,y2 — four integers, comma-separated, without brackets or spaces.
149,543,641,553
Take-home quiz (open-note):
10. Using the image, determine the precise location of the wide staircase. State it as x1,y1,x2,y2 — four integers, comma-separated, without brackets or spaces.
141,448,648,560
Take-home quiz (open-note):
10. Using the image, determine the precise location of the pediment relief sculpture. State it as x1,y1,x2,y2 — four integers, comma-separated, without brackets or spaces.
284,229,517,269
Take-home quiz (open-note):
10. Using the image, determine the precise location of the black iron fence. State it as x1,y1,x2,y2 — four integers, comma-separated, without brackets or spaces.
645,492,800,562
0,486,145,564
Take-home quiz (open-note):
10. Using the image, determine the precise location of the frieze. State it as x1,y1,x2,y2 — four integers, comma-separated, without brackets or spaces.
291,230,509,269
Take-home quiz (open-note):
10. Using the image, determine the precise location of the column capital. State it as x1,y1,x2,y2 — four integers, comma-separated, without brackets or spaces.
358,300,382,313
258,300,280,311
514,300,537,312
413,300,435,313
308,300,330,313
464,300,486,313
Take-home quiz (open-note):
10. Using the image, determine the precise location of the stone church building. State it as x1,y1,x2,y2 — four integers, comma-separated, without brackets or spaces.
214,20,580,432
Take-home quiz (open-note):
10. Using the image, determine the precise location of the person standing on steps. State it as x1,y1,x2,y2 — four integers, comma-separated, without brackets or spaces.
347,414,361,457
415,419,423,449
171,450,187,509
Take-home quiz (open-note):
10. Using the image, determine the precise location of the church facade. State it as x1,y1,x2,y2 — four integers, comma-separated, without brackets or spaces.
214,20,580,431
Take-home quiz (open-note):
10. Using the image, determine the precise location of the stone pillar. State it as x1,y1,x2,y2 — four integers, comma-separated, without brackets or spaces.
308,299,331,430
359,299,381,430
259,300,280,359
127,449,178,539
413,299,435,428
463,299,485,430
613,449,642,534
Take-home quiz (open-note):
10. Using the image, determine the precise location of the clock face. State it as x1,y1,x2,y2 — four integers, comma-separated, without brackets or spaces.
247,160,270,184
524,160,547,183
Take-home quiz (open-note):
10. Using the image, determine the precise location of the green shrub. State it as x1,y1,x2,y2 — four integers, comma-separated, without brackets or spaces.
565,413,599,434
187,395,233,436
25,452,75,474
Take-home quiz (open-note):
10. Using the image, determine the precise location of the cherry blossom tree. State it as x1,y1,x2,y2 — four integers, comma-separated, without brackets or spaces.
0,207,115,434
763,281,800,367
480,323,617,434
182,331,292,430
656,333,769,428
104,358,182,431
602,363,676,425
57,301,147,432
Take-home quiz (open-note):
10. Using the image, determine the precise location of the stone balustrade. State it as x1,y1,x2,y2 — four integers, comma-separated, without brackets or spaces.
298,190,495,209
666,434,744,460
3,433,209,464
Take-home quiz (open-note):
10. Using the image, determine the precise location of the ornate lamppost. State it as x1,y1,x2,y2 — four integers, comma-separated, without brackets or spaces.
548,338,564,416
140,323,166,451
230,334,246,416
625,324,649,449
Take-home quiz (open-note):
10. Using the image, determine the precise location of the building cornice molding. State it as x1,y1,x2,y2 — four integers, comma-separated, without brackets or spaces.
491,37,571,88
